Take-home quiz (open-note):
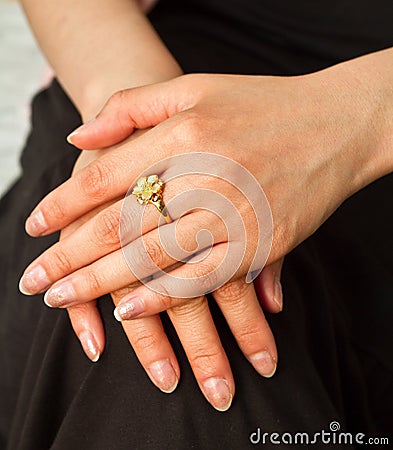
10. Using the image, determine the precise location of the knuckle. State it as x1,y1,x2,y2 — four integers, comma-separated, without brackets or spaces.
67,302,92,322
170,113,204,148
45,248,73,276
144,237,166,268
188,349,223,374
78,161,113,201
111,90,138,134
147,281,173,310
94,208,121,246
117,207,136,243
193,263,219,293
132,237,165,276
214,279,251,303
107,89,129,109
169,296,206,320
131,330,159,353
40,197,66,225
156,293,175,311
111,284,139,302
235,322,265,348
85,270,105,295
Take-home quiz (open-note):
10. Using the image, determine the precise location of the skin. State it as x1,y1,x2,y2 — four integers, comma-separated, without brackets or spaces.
19,48,393,408
18,0,283,411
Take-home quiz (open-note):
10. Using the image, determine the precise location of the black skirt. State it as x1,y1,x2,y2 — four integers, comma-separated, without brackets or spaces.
1,1,393,448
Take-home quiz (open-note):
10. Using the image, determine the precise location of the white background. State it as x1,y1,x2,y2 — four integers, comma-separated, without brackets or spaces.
0,0,45,195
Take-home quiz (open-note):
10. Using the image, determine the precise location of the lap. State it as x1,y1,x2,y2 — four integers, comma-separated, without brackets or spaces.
1,81,392,449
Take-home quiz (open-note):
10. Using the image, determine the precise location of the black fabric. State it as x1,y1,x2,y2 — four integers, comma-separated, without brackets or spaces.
149,0,393,75
1,1,393,448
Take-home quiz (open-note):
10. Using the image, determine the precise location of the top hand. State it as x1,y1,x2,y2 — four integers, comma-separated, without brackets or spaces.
24,67,387,248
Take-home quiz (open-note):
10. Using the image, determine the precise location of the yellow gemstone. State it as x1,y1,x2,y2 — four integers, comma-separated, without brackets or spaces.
132,175,164,205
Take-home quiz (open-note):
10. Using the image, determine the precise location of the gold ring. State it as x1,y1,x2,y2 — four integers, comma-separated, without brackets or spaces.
132,175,172,223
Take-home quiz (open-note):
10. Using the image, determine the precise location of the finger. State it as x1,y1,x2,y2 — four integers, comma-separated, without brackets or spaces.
20,199,123,295
24,127,181,238
254,257,284,313
212,279,277,377
122,315,180,393
20,173,222,295
111,288,180,393
67,301,105,362
113,276,277,378
67,76,197,150
112,242,241,320
42,246,137,308
60,214,108,364
25,77,206,237
167,296,234,411
41,231,182,308
25,108,242,240
25,127,165,239
38,212,227,307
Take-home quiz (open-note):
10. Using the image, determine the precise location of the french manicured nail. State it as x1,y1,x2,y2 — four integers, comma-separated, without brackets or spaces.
273,277,283,310
44,281,76,307
79,330,100,362
25,210,48,236
202,378,232,412
113,297,145,321
19,264,50,295
67,118,96,144
148,359,178,393
250,350,277,378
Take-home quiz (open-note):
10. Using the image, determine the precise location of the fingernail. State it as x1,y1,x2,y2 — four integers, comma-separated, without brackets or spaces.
113,297,144,321
79,330,100,362
148,359,179,393
202,378,232,412
273,277,283,311
25,210,48,236
67,118,96,144
19,264,50,295
44,281,76,307
250,350,277,378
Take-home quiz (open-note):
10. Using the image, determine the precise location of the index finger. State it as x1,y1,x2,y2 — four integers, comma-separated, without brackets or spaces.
24,130,172,237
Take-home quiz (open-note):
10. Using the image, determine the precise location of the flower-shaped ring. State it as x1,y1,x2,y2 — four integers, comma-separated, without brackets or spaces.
132,175,172,223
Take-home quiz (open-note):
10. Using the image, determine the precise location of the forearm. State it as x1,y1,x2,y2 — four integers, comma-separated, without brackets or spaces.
324,47,393,193
20,0,182,120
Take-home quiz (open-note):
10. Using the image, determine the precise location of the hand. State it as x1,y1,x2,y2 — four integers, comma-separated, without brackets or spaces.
20,63,382,408
22,135,284,412
24,68,383,244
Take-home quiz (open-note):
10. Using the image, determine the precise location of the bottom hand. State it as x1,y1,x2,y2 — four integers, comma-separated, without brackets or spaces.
50,147,283,412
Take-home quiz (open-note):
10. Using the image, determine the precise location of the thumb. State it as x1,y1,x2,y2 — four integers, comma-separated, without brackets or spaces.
67,77,194,150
